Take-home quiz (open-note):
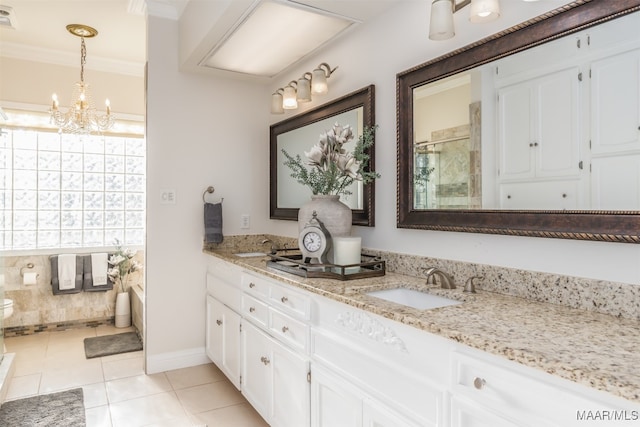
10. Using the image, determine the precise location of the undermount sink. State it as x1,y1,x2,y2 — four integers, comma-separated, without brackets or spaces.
234,252,267,258
366,288,462,310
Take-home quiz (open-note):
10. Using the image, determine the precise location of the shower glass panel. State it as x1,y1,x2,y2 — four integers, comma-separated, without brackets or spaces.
414,137,473,210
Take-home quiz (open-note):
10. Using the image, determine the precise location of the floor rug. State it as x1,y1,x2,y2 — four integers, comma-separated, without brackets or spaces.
0,388,85,427
83,332,143,359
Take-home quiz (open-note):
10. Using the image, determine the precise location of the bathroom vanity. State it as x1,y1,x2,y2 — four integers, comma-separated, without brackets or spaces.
204,249,640,427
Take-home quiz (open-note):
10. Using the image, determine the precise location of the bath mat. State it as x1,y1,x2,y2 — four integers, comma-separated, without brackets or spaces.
0,388,85,426
83,332,143,359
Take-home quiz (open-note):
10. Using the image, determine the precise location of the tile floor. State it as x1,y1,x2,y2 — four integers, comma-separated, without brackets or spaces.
3,326,269,427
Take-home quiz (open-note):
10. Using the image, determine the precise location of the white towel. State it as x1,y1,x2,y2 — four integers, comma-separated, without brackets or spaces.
58,254,76,290
91,252,108,286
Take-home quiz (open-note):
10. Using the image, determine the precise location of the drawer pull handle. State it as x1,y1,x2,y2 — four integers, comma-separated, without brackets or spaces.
260,356,270,365
249,307,255,313
282,326,289,333
249,282,255,288
216,319,222,326
473,377,486,390
281,296,288,303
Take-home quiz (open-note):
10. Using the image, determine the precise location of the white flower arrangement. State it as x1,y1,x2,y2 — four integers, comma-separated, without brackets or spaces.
282,122,380,196
107,240,142,293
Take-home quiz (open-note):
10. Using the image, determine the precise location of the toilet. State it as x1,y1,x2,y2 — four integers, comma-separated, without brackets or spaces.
2,299,13,320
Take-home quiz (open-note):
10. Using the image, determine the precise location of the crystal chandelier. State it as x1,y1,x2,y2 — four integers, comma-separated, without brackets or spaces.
50,24,114,134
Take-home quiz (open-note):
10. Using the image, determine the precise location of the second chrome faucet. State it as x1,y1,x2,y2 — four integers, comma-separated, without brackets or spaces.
423,267,456,289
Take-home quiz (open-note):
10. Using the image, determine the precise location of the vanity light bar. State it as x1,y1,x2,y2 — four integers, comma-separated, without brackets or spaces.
271,63,338,114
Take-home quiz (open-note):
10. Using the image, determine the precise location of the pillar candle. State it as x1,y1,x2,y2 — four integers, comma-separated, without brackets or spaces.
333,236,361,274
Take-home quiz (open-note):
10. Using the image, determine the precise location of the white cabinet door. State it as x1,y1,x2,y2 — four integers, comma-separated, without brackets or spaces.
271,338,310,427
450,396,521,427
243,320,310,427
205,295,241,388
363,398,423,427
498,67,581,181
498,82,535,180
534,67,581,179
590,48,640,155
241,321,273,423
311,365,362,427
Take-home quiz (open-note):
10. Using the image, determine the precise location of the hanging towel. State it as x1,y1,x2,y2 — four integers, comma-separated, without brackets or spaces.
58,254,77,290
82,254,114,292
204,201,223,244
91,253,108,286
50,255,83,294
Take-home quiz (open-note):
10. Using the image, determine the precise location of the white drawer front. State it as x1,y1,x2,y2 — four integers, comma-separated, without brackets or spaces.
270,309,309,353
242,294,269,328
241,272,270,299
270,283,311,320
452,351,627,427
206,273,241,312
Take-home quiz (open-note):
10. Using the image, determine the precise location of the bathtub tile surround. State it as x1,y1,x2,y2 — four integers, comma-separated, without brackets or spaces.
2,252,144,336
205,235,639,320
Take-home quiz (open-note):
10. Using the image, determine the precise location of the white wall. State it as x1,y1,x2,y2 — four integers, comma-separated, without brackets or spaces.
261,2,640,285
145,15,268,371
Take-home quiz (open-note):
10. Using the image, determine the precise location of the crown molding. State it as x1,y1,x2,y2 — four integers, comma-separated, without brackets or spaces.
145,0,185,20
0,42,145,77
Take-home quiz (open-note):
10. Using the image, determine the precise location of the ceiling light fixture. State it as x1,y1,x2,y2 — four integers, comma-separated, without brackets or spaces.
50,24,114,134
428,0,501,41
271,63,338,114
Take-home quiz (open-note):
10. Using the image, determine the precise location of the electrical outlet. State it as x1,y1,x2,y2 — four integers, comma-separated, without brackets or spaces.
240,214,250,229
160,189,176,205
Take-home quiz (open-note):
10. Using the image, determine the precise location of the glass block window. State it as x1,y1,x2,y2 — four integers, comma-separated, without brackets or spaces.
0,129,145,250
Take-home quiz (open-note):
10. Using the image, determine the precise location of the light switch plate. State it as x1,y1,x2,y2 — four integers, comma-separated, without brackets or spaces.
160,189,176,205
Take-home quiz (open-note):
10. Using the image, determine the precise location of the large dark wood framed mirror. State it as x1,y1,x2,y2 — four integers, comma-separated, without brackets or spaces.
271,85,375,225
397,1,640,243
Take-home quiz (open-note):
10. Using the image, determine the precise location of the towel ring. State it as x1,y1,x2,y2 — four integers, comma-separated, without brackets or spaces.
203,186,223,203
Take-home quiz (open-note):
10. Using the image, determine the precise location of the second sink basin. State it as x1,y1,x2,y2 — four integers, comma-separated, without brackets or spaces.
234,252,267,257
366,288,461,310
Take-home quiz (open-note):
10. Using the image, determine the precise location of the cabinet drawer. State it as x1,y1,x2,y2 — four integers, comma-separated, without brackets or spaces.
270,309,309,353
241,272,270,299
270,284,311,320
242,294,268,328
206,273,241,312
451,351,619,427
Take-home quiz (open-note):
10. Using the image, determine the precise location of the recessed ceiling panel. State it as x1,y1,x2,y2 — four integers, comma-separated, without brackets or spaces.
202,0,356,77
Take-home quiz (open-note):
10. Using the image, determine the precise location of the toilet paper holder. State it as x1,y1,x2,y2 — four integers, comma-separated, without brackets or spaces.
20,263,39,279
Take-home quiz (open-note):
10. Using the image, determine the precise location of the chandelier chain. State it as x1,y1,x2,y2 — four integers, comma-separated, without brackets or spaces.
80,37,86,83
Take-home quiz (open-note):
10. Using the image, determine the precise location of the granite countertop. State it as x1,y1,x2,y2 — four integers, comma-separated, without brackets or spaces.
205,249,640,404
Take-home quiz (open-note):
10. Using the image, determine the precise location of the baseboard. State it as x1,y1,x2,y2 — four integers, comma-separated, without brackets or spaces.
145,346,210,374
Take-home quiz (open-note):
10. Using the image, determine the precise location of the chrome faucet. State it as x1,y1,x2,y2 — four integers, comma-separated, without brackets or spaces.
423,267,456,289
261,239,278,255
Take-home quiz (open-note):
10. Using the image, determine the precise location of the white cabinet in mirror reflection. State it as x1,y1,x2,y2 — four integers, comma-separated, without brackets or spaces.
494,13,640,211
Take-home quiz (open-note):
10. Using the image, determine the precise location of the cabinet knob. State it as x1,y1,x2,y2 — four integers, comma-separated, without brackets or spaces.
473,377,486,390
260,356,270,366
249,282,255,288
562,193,567,198
281,296,288,303
249,307,255,313
282,326,289,333
507,195,511,199
216,319,222,326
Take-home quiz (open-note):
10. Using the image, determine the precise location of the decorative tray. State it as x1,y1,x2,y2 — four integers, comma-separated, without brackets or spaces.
266,252,385,281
